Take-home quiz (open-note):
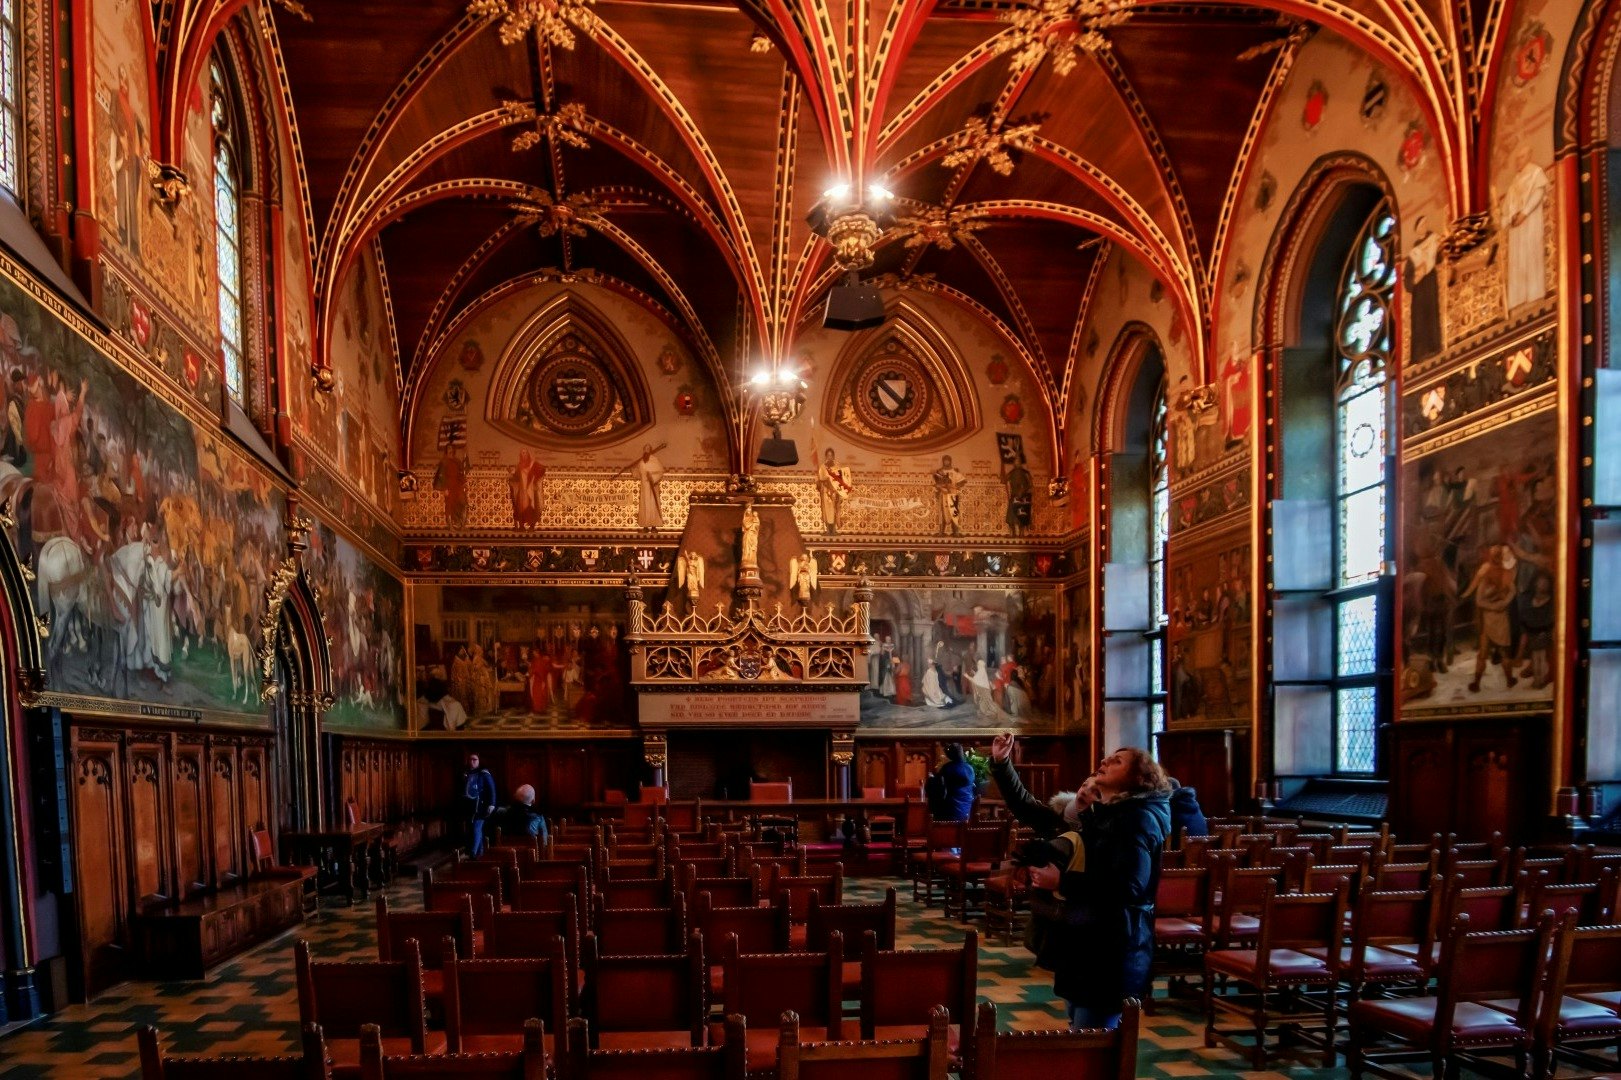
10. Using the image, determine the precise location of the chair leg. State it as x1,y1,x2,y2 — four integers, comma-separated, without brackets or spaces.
1322,988,1338,1068
1250,991,1267,1070
1202,967,1216,1048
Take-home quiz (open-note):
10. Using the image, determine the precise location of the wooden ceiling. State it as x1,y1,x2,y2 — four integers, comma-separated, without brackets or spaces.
266,0,1513,444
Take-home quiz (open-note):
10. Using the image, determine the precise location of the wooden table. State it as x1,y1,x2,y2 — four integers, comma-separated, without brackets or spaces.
281,822,386,905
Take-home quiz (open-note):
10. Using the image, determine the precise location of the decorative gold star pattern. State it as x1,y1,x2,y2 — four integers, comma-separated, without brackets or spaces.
993,0,1134,75
467,0,599,49
940,116,1043,177
501,100,591,152
509,188,603,237
891,206,988,251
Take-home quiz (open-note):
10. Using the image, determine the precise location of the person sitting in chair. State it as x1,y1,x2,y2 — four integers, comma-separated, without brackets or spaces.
500,783,548,846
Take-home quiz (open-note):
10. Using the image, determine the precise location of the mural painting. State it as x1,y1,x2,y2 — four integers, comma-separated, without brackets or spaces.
304,521,406,729
1167,535,1252,724
1401,409,1558,712
0,273,285,713
1061,579,1091,727
413,584,637,733
854,586,1059,734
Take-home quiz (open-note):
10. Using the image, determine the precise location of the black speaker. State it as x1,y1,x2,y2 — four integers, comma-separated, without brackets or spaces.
823,274,885,331
756,433,799,467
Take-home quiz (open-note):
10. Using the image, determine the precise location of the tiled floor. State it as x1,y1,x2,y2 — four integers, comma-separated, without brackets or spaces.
0,874,1349,1079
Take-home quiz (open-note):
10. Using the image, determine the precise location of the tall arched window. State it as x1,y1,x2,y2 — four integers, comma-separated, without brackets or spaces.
1148,377,1170,738
0,0,22,194
211,56,246,405
1331,205,1395,773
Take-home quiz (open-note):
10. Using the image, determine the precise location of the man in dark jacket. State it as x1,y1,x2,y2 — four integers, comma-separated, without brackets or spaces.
458,752,497,855
499,783,549,846
989,733,1170,1031
1168,778,1208,838
933,743,977,821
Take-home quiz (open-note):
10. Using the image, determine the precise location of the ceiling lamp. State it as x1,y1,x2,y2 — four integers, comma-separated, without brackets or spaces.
808,182,895,331
750,367,808,467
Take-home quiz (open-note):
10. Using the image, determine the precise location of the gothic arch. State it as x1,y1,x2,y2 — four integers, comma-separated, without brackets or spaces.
0,500,44,1020
1092,321,1166,456
262,515,334,831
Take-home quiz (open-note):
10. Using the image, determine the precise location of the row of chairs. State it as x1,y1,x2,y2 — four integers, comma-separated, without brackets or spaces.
140,999,1140,1080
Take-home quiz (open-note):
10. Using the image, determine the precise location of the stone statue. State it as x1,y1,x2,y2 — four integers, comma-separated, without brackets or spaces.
788,550,818,604
739,500,760,570
676,547,705,607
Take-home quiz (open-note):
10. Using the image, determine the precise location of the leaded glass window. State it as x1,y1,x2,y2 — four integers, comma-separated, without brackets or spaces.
0,0,21,195
211,58,245,406
1331,205,1394,773
1150,379,1170,629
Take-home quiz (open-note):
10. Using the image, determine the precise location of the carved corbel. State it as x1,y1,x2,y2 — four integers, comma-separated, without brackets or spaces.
830,734,855,768
146,162,191,208
1442,212,1494,260
642,733,668,772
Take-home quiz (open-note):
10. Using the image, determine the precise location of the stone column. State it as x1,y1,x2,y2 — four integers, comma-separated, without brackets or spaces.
831,734,855,800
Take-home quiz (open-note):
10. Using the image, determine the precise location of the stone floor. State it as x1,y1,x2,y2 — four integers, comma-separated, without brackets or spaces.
0,874,1349,1079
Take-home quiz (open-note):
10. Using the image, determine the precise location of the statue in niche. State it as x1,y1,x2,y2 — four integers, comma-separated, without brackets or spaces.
739,500,760,570
788,550,818,604
676,547,705,608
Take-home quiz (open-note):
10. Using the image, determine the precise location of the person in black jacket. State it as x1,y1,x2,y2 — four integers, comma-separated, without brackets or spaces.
930,743,978,822
989,732,1171,1031
1167,778,1208,838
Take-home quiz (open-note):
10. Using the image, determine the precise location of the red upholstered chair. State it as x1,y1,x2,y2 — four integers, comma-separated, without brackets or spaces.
939,824,1009,922
582,931,708,1050
376,896,475,1001
684,870,757,908
359,1018,546,1080
250,829,319,915
806,890,896,1000
777,1004,949,1080
442,935,567,1057
510,874,587,930
750,781,794,802
1324,883,1438,1004
694,892,792,996
859,929,978,1062
139,1022,331,1080
907,820,964,907
1207,860,1282,949
1149,867,1211,1012
763,867,844,945
1347,913,1559,1080
592,894,688,957
714,930,845,1072
295,939,441,1079
964,1000,1140,1080
1537,920,1621,1077
423,881,497,933
1523,869,1618,926
563,1015,747,1080
1204,879,1350,1068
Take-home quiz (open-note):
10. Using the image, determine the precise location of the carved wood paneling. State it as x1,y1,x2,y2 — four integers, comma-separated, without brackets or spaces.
70,733,126,995
125,740,169,904
209,746,241,883
1387,718,1548,843
172,740,207,895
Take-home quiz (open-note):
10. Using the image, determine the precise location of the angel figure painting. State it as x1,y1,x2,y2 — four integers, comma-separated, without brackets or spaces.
677,547,705,608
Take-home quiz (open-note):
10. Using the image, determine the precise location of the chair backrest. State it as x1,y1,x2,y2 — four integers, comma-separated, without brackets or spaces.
923,820,965,852
295,939,427,1046
140,1023,330,1080
600,877,669,910
671,840,727,861
1254,881,1347,976
1441,857,1502,889
744,852,808,896
695,892,791,953
959,825,1009,863
249,830,278,875
484,909,579,965
767,867,845,922
1525,869,1617,926
1303,860,1369,897
806,889,897,951
377,897,474,970
860,930,978,1039
1553,921,1621,998
1351,886,1437,959
444,938,568,1052
428,865,504,909
563,1015,746,1080
897,800,929,839
510,876,587,925
675,856,731,880
583,932,707,1045
1211,864,1281,946
1373,856,1437,892
686,872,757,908
778,1004,949,1080
661,801,701,833
640,787,670,805
862,786,887,800
1446,882,1519,932
1435,913,1556,1027
360,1018,546,1080
518,857,593,887
422,882,498,930
750,781,794,802
1153,868,1208,918
721,931,844,1032
966,1000,1138,1080
592,894,687,956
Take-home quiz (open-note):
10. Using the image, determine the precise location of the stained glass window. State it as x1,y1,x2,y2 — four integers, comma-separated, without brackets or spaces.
0,0,20,194
1150,379,1169,628
1331,204,1394,773
211,58,245,406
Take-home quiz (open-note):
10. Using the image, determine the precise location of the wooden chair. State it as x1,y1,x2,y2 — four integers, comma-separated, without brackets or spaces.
764,867,844,942
1523,869,1617,926
376,897,475,1000
742,852,808,898
139,1023,330,1080
858,930,978,1061
806,889,897,999
1148,867,1210,1012
1539,920,1621,1077
510,874,587,930
480,909,582,1010
1371,854,1438,892
683,867,757,908
250,829,319,915
1207,861,1280,949
600,876,670,910
424,868,502,916
907,821,964,907
295,939,442,1078
592,894,688,956
583,931,708,1050
561,1015,747,1080
422,881,498,932
938,824,1008,921
964,1000,1139,1080
1325,882,1438,1004
1204,879,1349,1068
1347,913,1559,1080
714,930,845,1072
777,1005,949,1080
442,935,568,1057
695,892,792,996
890,800,931,874
358,1019,546,1080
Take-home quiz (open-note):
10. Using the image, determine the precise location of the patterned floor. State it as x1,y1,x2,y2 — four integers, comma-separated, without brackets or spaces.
0,873,1350,1079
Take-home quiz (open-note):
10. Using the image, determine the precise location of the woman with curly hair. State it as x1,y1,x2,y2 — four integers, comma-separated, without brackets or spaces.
989,735,1171,1031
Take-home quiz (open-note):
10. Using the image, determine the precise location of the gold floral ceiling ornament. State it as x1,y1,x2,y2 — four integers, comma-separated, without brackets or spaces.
508,187,603,238
890,205,988,251
467,0,598,49
940,115,1042,176
1234,17,1313,62
993,0,1134,74
501,100,591,152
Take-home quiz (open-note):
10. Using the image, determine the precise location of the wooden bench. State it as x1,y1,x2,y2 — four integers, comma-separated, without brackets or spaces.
134,875,306,980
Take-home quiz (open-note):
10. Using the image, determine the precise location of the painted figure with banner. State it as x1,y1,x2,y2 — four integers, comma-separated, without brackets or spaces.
816,446,854,534
933,454,967,536
998,434,1033,537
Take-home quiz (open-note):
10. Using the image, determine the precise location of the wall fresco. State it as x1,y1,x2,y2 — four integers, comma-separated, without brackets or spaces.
0,271,285,714
305,521,406,730
1167,534,1253,725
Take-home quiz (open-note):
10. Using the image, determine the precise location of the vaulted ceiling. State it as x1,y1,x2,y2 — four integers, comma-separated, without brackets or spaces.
266,0,1512,450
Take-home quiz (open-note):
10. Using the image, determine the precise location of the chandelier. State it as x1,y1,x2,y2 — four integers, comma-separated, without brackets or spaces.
993,0,1135,74
467,0,599,49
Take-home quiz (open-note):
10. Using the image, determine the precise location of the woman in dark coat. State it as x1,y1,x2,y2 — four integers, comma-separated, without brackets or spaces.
989,734,1171,1031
